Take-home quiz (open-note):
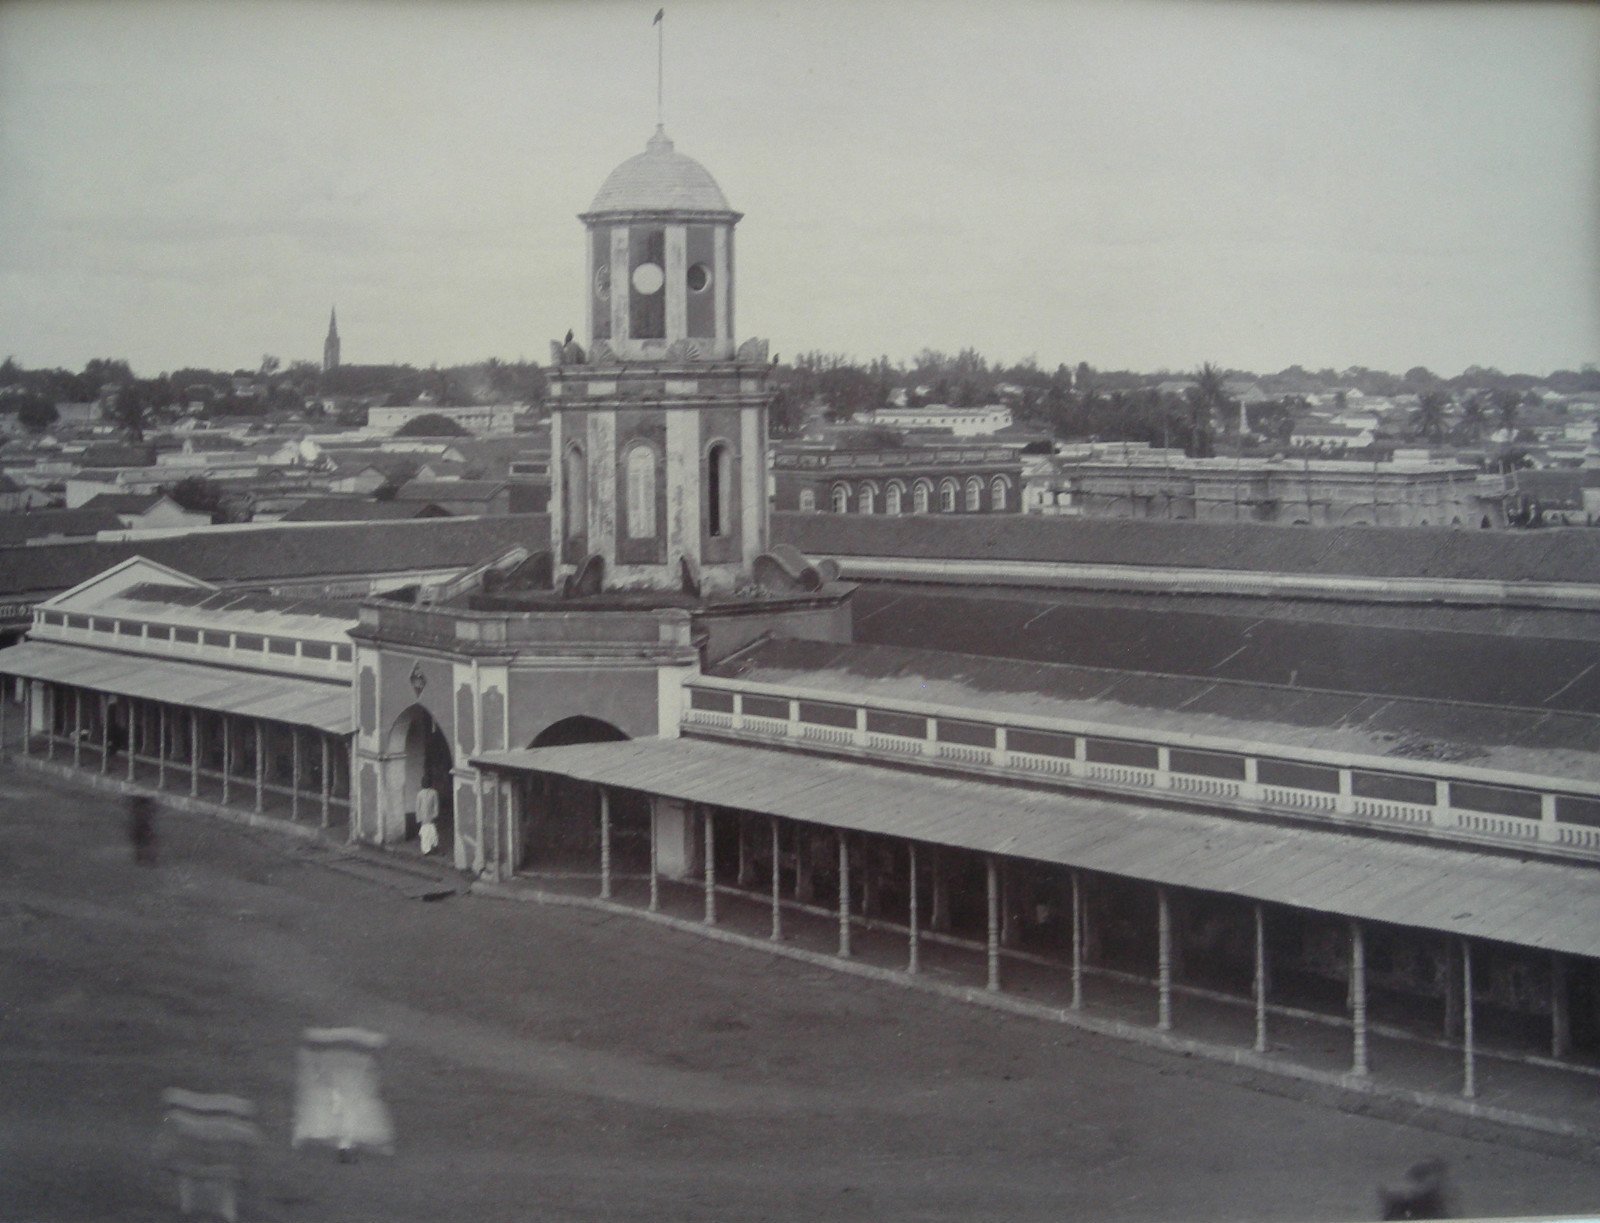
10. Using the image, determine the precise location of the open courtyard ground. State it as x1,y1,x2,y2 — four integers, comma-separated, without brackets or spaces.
2,761,1598,1222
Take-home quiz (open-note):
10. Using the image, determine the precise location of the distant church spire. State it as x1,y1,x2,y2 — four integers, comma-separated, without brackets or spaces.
323,306,341,373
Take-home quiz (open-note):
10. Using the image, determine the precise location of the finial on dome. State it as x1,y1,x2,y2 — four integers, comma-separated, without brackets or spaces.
647,125,674,154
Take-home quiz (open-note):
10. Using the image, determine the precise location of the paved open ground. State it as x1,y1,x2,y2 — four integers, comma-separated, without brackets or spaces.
3,762,1598,1222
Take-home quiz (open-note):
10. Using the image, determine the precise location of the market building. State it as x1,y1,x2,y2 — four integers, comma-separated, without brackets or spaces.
1023,443,1510,528
4,124,1599,1132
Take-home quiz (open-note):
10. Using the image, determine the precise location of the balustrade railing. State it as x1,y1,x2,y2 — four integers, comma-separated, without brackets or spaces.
680,684,1600,863
32,612,352,678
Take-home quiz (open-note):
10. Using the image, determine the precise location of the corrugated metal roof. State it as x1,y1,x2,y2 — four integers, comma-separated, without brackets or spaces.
474,736,1600,957
0,641,351,733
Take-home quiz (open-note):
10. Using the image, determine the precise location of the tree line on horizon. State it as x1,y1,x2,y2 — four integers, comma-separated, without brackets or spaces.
3,350,1596,459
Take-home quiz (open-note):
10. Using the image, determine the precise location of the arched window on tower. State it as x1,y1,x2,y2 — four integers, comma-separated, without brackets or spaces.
707,441,733,537
562,443,587,549
939,479,958,513
624,444,658,539
885,482,903,515
799,488,816,512
912,480,931,514
859,483,877,515
831,483,850,514
965,477,982,512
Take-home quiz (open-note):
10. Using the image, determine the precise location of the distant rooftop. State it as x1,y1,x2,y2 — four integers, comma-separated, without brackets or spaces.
773,513,1600,586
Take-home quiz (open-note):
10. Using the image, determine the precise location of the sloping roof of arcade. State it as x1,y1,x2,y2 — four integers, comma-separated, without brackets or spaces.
0,639,351,733
474,735,1600,958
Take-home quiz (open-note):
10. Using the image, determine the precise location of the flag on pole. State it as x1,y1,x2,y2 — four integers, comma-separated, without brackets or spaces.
653,8,663,24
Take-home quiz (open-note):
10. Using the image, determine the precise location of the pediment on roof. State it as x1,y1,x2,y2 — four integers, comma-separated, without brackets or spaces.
42,555,217,611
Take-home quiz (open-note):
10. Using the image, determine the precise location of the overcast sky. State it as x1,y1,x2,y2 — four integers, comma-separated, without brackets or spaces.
1,0,1596,378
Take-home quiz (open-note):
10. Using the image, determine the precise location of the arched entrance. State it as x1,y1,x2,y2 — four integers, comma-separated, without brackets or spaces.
531,716,628,749
386,704,454,855
520,716,632,872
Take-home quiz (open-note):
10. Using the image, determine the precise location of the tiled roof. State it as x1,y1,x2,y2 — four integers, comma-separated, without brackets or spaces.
77,444,156,468
0,507,123,546
0,514,548,600
843,583,1600,715
394,479,507,501
772,513,1600,585
279,498,451,523
708,637,1600,780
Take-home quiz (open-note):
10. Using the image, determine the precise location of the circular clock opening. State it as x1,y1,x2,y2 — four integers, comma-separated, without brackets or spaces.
686,262,711,293
631,262,665,294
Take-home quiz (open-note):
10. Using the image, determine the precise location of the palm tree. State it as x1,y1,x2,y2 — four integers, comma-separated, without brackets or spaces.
1411,390,1450,445
1184,362,1230,457
1456,392,1488,445
1492,388,1523,442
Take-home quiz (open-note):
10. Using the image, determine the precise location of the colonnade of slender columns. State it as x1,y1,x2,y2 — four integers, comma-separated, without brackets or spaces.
508,782,1576,1105
769,817,781,942
598,787,612,900
18,683,345,826
1157,887,1173,1031
906,843,920,974
1462,938,1476,1099
1070,869,1084,1010
1350,919,1369,1076
1552,953,1571,1059
837,833,851,958
703,805,716,925
1253,903,1268,1053
985,856,1000,992
647,804,660,912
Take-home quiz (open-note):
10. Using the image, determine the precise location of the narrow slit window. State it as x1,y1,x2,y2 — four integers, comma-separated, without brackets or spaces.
707,442,732,537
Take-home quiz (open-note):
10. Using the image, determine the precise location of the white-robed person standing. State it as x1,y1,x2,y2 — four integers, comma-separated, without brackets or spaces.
415,782,440,855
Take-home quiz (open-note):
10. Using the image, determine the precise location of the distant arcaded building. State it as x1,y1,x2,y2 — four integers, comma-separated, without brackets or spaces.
1026,443,1509,528
772,441,1023,515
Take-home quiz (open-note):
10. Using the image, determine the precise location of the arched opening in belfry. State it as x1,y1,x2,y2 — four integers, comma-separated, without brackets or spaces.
385,703,454,855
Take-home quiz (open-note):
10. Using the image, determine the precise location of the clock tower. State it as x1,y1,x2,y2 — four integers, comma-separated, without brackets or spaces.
547,126,772,595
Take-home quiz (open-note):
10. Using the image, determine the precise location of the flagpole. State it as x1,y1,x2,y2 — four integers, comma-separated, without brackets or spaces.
657,11,664,127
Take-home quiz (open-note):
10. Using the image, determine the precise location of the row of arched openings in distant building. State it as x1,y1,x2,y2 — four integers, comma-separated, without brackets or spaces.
562,439,736,542
800,474,1013,515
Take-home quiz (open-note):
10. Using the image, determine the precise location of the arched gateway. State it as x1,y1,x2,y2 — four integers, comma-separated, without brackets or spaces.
384,704,454,855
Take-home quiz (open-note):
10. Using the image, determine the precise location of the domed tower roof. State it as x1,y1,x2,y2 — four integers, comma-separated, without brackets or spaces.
582,126,740,220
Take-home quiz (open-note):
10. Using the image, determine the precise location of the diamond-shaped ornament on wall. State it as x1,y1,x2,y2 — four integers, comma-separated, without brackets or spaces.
409,661,427,696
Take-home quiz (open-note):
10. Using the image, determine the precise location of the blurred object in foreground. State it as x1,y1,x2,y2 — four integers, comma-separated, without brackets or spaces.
154,1089,262,1222
126,794,157,866
291,1027,395,1160
1379,1156,1453,1220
